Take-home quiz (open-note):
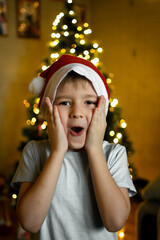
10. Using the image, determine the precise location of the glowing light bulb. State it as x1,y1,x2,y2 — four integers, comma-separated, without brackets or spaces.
97,47,103,52
69,10,74,15
12,194,17,199
31,117,36,123
68,0,72,3
84,23,89,27
113,138,118,143
42,65,48,71
110,98,118,107
61,49,66,54
109,130,115,137
83,50,89,55
91,58,99,65
93,43,99,48
119,231,125,238
64,31,69,36
80,39,85,45
75,33,80,38
33,108,40,114
120,119,127,128
107,78,112,84
63,25,68,30
77,26,82,31
70,48,76,53
72,19,77,24
84,29,92,34
117,133,122,139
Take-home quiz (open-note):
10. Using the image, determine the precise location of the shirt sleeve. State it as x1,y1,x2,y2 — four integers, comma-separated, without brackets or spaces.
105,143,137,197
11,141,40,192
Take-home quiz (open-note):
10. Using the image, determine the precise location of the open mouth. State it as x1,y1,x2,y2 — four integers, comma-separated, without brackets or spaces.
70,127,84,136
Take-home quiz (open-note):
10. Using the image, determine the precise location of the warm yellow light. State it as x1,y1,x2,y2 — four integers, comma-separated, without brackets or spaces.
33,108,40,114
42,65,48,71
26,120,30,125
75,33,80,38
72,19,77,24
120,119,127,128
64,31,69,36
52,40,59,46
12,194,17,199
113,138,118,143
84,23,89,27
110,98,118,107
80,40,85,45
84,29,92,34
85,55,90,60
70,48,76,53
93,43,99,48
69,10,74,15
117,133,122,139
35,98,40,104
52,26,57,31
121,122,127,128
77,26,82,31
83,50,89,55
68,0,72,3
109,130,115,137
31,117,36,123
97,47,103,52
63,25,68,30
119,231,125,238
80,34,84,39
61,49,66,53
107,78,112,84
91,58,99,65
51,53,59,59
41,123,47,130
51,33,56,38
90,49,95,54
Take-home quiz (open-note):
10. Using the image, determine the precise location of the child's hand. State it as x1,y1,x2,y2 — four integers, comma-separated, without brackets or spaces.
45,97,68,153
85,95,107,153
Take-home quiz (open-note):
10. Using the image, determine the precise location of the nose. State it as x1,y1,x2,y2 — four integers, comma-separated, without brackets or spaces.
69,104,84,118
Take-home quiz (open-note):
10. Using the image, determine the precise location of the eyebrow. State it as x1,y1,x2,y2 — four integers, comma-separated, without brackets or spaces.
55,94,98,100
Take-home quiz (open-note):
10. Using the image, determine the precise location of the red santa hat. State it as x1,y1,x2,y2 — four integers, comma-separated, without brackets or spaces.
29,54,110,116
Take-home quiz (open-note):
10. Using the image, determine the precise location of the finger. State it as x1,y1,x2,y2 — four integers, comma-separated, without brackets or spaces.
53,105,62,125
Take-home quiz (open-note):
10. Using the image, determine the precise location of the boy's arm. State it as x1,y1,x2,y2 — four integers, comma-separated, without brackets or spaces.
16,98,68,233
85,96,131,232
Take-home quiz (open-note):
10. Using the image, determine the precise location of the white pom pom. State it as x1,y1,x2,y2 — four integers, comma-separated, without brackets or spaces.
29,76,46,95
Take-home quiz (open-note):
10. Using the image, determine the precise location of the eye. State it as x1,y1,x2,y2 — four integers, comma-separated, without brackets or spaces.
58,101,71,106
85,100,97,105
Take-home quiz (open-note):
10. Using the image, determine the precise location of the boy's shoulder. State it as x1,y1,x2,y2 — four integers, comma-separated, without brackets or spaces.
103,140,126,152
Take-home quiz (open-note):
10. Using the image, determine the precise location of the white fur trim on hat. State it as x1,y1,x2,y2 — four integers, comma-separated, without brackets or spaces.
29,76,45,95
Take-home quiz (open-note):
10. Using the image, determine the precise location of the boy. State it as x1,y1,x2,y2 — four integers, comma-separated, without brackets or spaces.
11,55,136,240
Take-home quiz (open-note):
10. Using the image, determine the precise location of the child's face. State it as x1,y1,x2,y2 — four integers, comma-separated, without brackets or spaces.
54,78,98,150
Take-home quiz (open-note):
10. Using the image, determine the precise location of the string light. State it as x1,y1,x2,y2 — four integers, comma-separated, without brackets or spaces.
70,48,76,53
97,47,103,52
64,31,69,36
67,0,72,3
80,39,85,45
118,231,125,239
120,119,127,128
107,78,112,84
109,130,115,137
69,10,74,15
84,23,89,27
72,19,77,24
93,43,99,48
110,98,118,107
12,194,17,199
113,138,118,144
84,29,92,34
77,26,82,31
62,25,68,30
117,133,122,139
91,58,99,65
42,65,48,71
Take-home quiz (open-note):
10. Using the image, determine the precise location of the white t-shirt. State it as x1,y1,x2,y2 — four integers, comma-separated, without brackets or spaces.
11,140,136,240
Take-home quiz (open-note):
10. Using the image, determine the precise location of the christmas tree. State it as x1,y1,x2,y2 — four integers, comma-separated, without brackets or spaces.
19,0,136,179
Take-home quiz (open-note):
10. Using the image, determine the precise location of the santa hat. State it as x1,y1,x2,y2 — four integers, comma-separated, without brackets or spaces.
29,54,110,116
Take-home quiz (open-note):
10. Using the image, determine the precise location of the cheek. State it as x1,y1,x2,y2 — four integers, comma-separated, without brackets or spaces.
87,108,95,126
